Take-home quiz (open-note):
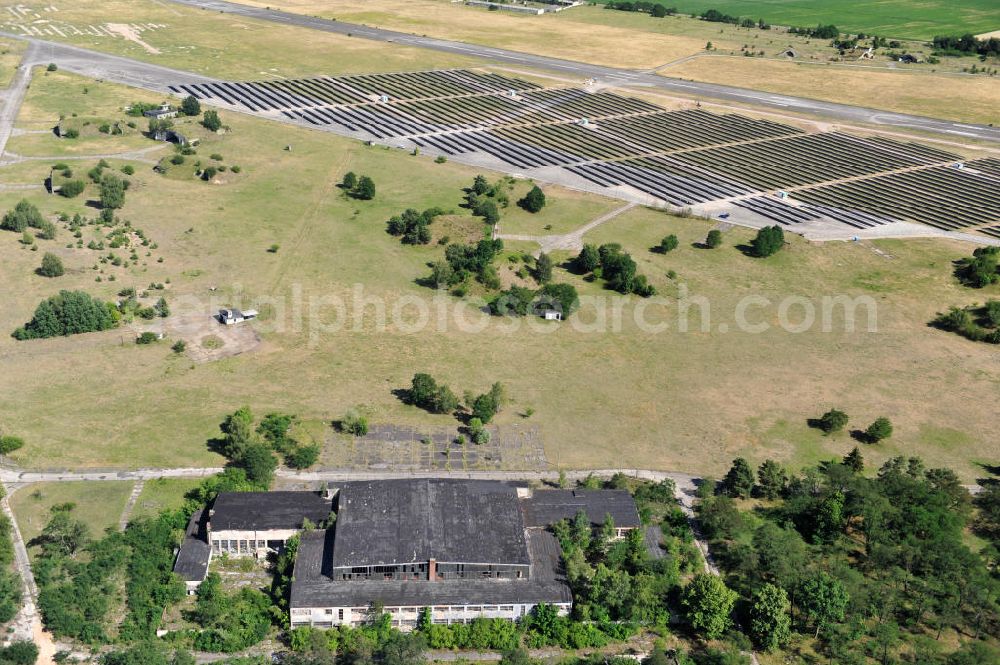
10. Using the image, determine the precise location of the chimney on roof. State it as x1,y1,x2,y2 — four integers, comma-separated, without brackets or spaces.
428,558,437,582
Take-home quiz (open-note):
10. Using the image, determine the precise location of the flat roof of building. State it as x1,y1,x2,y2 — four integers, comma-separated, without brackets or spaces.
174,509,211,582
210,491,332,531
521,489,641,529
331,479,530,568
291,530,570,609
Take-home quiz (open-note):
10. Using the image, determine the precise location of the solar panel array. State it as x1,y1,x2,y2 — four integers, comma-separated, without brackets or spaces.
170,69,1000,236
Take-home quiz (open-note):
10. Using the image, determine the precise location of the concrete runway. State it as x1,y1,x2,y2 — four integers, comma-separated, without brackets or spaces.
166,0,1000,143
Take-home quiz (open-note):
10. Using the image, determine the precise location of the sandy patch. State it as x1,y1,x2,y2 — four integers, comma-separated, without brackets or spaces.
104,22,161,55
975,29,1000,39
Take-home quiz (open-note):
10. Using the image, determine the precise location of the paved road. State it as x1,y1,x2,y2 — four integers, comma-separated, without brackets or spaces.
4,34,219,92
167,0,1000,143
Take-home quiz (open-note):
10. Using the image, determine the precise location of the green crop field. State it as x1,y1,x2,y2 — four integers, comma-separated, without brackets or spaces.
625,0,1000,41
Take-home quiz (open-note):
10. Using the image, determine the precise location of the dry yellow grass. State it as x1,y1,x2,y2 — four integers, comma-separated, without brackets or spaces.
237,0,712,69
660,57,1000,125
0,71,997,481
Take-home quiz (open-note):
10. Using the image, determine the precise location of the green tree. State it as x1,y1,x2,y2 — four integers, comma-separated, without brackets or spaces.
657,234,679,253
749,583,791,651
574,244,600,273
38,252,64,277
799,571,848,638
471,392,499,424
843,446,864,473
681,574,737,639
756,460,786,500
520,185,546,213
100,173,126,210
817,408,849,434
0,641,37,665
956,247,999,288
722,458,754,498
354,176,376,201
180,95,201,116
751,225,785,257
705,229,723,249
220,406,258,459
13,290,118,340
866,417,893,443
148,117,173,136
539,283,579,316
1,200,45,232
237,443,278,487
341,171,358,190
202,110,222,132
39,505,90,556
534,252,553,284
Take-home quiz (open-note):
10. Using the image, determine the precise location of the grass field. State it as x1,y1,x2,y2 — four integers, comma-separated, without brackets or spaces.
130,477,203,520
660,57,1000,125
230,1,999,124
0,0,475,80
0,71,997,481
9,481,133,560
633,0,1000,41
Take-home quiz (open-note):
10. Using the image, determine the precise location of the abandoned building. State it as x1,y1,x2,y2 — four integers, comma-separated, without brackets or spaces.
173,478,642,629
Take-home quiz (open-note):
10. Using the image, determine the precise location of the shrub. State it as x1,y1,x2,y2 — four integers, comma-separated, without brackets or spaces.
1,199,45,232
38,252,65,277
58,179,85,198
62,128,79,139
705,229,723,248
231,165,242,173
202,110,222,132
341,410,369,436
657,234,679,253
170,154,185,166
46,63,57,72
120,165,135,175
210,153,223,161
865,417,893,443
171,340,186,353
136,332,158,344
817,409,849,434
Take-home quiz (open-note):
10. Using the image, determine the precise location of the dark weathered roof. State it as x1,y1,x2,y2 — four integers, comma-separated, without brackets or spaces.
209,491,332,531
291,531,570,609
174,509,211,582
520,489,641,528
331,479,529,568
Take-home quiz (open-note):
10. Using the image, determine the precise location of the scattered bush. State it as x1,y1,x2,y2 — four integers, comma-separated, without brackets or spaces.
38,252,65,277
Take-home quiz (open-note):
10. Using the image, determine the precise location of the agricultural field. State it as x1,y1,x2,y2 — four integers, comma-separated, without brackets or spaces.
9,481,134,560
0,70,998,481
630,0,1000,41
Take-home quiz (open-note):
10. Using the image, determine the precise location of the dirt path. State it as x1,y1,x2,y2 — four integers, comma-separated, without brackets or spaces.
1,487,58,664
118,480,145,530
497,202,635,255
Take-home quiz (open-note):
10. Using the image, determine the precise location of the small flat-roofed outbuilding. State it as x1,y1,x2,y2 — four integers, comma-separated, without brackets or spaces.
174,509,211,594
209,491,332,531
